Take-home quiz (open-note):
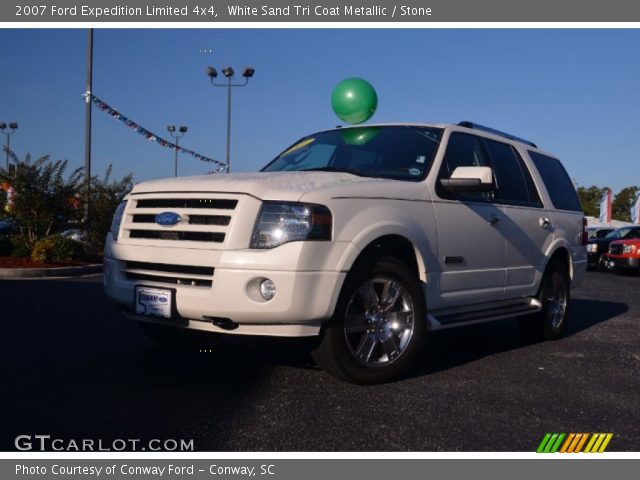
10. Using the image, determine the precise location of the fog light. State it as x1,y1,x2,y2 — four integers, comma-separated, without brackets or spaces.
259,279,276,300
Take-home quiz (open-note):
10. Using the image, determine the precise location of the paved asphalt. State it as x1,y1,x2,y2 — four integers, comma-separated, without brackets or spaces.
1,271,638,452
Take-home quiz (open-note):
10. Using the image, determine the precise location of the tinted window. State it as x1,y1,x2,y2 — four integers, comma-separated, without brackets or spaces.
529,151,582,212
437,133,541,206
596,229,614,239
485,139,541,206
262,126,442,181
620,227,640,239
436,133,492,201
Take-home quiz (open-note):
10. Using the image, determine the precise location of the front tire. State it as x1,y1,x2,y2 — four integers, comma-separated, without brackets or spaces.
519,259,570,341
312,256,426,384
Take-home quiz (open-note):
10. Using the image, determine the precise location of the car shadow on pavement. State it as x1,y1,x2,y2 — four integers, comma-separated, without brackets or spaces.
407,298,629,379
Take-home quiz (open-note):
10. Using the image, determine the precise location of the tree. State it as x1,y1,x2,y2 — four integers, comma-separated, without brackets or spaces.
612,186,639,223
0,153,82,248
576,185,609,217
86,165,133,250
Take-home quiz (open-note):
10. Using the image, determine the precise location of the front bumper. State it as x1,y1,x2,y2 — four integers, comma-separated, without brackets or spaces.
103,241,348,337
607,255,640,271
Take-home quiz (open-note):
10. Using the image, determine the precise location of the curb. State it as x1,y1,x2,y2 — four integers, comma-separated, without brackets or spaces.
0,264,103,279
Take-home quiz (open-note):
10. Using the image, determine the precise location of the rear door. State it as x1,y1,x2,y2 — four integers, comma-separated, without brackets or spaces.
486,140,552,299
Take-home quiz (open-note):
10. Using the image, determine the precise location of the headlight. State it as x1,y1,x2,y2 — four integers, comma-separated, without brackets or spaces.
250,201,332,249
623,244,637,254
587,243,598,253
110,201,127,241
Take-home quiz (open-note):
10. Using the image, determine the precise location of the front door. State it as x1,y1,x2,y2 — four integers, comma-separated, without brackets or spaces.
430,132,506,309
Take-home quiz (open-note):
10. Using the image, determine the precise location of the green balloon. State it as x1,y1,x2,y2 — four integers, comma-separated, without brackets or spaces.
331,77,378,124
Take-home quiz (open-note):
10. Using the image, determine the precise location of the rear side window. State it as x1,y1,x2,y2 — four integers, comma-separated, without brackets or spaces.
485,140,541,207
529,151,582,212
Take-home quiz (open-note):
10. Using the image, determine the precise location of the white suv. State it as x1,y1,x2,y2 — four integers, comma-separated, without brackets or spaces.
104,121,587,384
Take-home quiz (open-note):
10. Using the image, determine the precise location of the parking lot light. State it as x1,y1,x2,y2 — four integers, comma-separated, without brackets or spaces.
206,65,255,174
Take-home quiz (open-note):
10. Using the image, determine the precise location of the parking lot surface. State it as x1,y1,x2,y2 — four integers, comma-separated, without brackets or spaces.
1,271,638,451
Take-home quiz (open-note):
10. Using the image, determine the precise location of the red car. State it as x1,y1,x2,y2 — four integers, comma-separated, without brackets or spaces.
608,238,640,274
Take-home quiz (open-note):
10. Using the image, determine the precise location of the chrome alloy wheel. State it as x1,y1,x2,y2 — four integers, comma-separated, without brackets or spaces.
546,271,568,329
343,276,415,366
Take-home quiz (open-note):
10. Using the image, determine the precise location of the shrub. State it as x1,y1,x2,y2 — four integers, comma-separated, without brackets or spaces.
0,235,11,256
0,153,82,249
31,235,85,263
10,236,31,257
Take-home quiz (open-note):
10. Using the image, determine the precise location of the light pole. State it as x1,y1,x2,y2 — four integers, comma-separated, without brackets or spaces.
206,66,255,173
167,125,188,177
84,28,93,230
0,122,18,170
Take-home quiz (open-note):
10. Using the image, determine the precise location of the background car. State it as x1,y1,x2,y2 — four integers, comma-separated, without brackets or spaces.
60,229,88,244
0,217,16,235
587,226,640,271
588,227,615,239
608,238,640,274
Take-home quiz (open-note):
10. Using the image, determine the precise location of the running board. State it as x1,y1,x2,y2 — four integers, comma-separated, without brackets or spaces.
427,298,542,331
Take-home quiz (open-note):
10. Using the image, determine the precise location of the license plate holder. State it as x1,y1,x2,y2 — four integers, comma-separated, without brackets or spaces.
135,286,173,318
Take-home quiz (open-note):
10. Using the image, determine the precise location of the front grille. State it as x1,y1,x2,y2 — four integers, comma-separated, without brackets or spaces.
609,244,623,255
123,194,239,247
131,214,231,226
123,261,214,288
126,272,212,288
125,261,214,276
129,230,225,242
136,198,237,209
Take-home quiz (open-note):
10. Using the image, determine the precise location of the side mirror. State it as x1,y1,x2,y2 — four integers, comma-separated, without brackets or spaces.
440,166,494,193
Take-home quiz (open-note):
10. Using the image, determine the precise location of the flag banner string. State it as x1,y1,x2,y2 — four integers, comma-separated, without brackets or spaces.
86,94,227,173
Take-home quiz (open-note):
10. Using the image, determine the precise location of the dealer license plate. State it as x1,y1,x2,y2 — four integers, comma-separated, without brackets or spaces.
135,286,172,318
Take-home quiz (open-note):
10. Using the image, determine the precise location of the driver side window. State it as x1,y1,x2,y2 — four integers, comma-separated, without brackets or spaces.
437,133,493,201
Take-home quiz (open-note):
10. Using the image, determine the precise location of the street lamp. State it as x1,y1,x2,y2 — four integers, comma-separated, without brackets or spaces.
206,66,255,173
0,122,18,170
167,125,188,177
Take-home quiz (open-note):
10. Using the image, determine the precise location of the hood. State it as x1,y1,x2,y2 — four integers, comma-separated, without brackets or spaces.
129,171,407,202
610,238,640,245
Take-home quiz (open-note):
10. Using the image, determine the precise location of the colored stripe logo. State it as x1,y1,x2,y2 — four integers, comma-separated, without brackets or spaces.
536,433,613,453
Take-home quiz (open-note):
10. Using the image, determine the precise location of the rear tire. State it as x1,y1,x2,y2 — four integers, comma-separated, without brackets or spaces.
312,256,426,384
518,259,570,341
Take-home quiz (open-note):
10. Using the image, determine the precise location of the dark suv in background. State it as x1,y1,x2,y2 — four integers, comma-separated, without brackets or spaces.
587,226,640,270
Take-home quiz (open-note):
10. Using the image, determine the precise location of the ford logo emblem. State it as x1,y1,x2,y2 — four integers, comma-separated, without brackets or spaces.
155,212,182,226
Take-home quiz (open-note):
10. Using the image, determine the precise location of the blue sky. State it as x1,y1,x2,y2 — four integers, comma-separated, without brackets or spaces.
0,28,639,191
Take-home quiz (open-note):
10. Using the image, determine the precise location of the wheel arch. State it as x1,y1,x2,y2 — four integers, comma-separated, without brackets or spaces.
545,243,572,280
340,232,428,283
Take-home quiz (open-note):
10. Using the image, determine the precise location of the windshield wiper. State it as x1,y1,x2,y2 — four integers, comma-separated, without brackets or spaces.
301,166,382,178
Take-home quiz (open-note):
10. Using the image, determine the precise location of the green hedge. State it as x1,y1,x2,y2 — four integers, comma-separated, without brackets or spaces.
0,235,32,257
31,235,85,263
11,236,31,257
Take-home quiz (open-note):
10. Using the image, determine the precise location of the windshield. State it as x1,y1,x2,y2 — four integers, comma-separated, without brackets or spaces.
605,229,621,239
261,126,442,181
605,227,640,239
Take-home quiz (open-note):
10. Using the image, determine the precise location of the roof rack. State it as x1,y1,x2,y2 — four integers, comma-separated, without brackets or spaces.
458,121,537,148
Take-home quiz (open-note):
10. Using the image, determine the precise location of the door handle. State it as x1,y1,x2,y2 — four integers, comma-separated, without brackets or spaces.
539,217,552,228
488,214,501,226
